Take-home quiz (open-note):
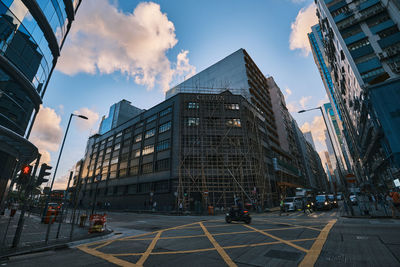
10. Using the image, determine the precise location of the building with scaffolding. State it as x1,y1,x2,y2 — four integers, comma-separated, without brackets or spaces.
76,91,275,211
75,49,327,211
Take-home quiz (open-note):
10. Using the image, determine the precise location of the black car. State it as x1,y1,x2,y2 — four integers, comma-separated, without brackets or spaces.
314,195,332,210
327,194,338,208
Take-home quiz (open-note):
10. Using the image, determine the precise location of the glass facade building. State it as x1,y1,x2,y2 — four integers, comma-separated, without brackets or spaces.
0,0,81,211
313,0,400,187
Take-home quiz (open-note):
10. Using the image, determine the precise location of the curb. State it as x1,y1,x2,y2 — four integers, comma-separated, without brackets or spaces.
0,230,113,261
341,215,400,219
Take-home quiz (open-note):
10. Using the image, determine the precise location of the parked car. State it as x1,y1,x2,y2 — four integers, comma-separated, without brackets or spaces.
327,194,338,208
315,195,332,210
283,197,303,211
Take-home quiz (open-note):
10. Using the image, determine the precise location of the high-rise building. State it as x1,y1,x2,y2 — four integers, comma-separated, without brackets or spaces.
313,0,400,187
303,131,316,150
0,0,82,209
99,99,143,135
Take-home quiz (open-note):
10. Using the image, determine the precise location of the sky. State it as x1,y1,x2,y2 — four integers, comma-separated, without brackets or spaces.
29,0,330,189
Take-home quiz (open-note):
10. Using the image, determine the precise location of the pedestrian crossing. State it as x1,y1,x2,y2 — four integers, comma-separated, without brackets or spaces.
269,210,338,219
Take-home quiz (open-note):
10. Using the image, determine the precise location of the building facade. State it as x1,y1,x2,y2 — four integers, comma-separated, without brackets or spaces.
313,0,400,188
0,0,81,209
77,91,277,211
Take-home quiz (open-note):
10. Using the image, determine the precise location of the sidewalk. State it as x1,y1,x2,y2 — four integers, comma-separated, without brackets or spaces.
338,199,396,218
0,209,111,258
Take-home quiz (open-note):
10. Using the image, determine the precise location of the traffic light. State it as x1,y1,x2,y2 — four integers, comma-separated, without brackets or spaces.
36,163,52,186
18,165,32,184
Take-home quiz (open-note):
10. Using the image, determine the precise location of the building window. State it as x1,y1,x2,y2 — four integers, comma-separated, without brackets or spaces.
156,158,170,171
145,128,155,138
133,149,141,158
138,183,151,193
114,143,121,151
130,166,139,175
186,117,199,127
142,145,154,155
226,118,241,127
147,114,157,123
225,103,240,110
155,181,169,192
142,163,153,174
160,107,172,116
116,132,122,138
159,121,171,133
106,147,112,154
110,156,119,165
135,134,142,143
156,139,170,152
187,102,199,109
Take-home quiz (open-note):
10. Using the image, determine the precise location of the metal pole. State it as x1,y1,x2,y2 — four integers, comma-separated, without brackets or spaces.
91,180,100,216
318,107,354,215
43,114,74,220
12,154,41,248
56,171,73,239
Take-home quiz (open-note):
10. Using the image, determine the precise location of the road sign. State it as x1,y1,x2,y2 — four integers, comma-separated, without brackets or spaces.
204,191,208,195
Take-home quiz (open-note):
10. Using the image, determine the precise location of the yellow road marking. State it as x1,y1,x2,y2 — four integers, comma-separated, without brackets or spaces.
200,222,237,267
299,219,336,267
261,219,322,232
78,245,138,266
108,238,318,257
244,224,309,253
136,231,162,266
330,212,337,217
94,240,114,250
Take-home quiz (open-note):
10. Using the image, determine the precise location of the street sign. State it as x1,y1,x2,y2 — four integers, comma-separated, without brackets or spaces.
204,191,208,195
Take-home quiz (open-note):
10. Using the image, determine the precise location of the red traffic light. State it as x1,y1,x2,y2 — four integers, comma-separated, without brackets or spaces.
22,165,32,175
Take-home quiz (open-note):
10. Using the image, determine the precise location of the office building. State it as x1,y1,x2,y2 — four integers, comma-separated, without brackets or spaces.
0,0,82,210
99,99,143,135
313,0,400,187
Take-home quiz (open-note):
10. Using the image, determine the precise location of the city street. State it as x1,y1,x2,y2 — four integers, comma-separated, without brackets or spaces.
2,210,399,266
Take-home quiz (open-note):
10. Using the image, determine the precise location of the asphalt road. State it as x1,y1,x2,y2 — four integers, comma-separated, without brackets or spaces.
2,209,399,266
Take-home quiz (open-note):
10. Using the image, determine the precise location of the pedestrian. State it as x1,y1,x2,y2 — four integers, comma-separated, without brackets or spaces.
179,201,183,213
153,201,157,211
389,190,400,218
279,198,285,216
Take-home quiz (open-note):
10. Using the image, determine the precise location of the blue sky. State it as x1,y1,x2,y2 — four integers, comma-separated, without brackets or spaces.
29,0,329,189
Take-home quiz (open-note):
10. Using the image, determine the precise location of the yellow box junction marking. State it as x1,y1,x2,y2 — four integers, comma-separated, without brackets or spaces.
243,224,309,253
299,219,337,267
199,222,238,267
136,230,162,266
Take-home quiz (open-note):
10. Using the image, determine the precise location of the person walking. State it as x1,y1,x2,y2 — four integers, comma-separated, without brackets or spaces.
279,198,285,216
389,190,400,218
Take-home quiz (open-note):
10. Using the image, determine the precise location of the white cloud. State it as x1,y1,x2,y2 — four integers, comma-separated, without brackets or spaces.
73,107,100,132
300,115,326,144
299,95,312,108
30,106,63,164
57,0,195,91
287,102,297,113
285,87,292,96
317,94,329,107
289,3,318,56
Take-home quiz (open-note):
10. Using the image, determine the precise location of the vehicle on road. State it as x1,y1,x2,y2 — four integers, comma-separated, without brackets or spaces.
225,208,251,224
315,195,332,210
283,197,303,211
349,194,358,205
328,194,338,208
303,196,316,211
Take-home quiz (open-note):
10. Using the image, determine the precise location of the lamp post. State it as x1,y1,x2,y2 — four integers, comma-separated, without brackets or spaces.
43,113,88,221
298,106,354,215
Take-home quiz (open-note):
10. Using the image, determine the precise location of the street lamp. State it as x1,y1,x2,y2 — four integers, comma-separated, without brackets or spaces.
298,106,354,215
43,113,88,219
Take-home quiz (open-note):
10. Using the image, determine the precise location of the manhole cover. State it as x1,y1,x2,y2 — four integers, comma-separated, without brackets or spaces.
264,249,302,261
356,236,369,240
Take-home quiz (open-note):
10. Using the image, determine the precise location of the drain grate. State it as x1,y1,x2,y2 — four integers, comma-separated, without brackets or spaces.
264,249,302,261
